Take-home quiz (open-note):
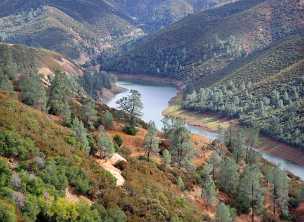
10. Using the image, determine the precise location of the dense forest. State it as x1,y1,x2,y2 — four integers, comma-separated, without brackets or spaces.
183,35,304,149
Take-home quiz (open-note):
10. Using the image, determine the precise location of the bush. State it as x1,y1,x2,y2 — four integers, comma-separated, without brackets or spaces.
102,111,113,129
66,167,91,194
0,159,11,187
123,125,138,136
0,130,38,160
40,160,68,192
0,200,17,222
113,135,123,148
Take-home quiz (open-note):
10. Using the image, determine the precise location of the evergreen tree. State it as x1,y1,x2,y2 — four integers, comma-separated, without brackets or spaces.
0,47,18,80
201,176,218,206
219,158,239,194
177,176,185,191
237,165,264,220
117,89,143,127
48,70,71,119
169,119,195,168
102,111,113,129
217,126,226,144
0,72,14,92
231,130,246,163
143,121,159,161
246,128,259,163
71,118,90,153
81,98,98,129
270,166,289,216
97,131,115,159
215,203,234,222
162,149,171,166
208,152,222,180
19,73,47,110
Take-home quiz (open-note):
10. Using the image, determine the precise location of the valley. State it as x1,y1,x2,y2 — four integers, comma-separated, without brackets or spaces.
0,0,303,221
107,79,304,180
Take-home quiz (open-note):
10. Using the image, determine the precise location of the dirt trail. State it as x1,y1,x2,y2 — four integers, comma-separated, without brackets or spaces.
96,153,127,187
65,187,92,205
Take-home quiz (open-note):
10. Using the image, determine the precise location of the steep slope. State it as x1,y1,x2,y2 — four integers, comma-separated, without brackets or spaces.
109,0,241,32
0,43,83,78
0,91,205,222
0,0,144,63
105,0,304,81
184,34,304,148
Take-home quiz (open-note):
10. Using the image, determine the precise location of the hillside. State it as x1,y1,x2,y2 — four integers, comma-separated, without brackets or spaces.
105,0,304,80
0,0,144,63
0,88,303,221
0,91,207,222
0,43,83,78
183,34,304,148
109,0,241,32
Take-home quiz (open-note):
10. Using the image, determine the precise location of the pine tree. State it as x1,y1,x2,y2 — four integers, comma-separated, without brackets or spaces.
270,167,289,217
19,73,47,110
169,120,195,168
81,98,98,129
162,149,171,166
237,165,264,220
102,111,113,129
217,126,226,144
97,131,115,159
201,176,218,206
117,89,143,127
71,118,90,153
48,70,71,118
208,152,222,180
219,158,239,194
144,121,159,161
215,203,234,222
230,129,246,163
0,71,14,92
177,176,185,191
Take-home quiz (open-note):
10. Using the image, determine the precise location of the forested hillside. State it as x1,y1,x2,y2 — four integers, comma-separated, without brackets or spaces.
108,0,240,32
0,43,83,78
105,0,304,81
183,34,304,149
0,43,116,104
0,0,144,63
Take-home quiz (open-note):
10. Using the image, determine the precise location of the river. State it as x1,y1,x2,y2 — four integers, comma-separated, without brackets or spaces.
107,80,304,180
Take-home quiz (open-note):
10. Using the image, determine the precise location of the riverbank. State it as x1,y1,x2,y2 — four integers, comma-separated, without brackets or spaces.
101,84,127,103
110,72,183,89
163,104,304,167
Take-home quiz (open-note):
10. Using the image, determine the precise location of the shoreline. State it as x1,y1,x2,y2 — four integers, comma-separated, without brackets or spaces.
107,75,304,170
163,104,304,167
110,72,184,89
101,84,127,103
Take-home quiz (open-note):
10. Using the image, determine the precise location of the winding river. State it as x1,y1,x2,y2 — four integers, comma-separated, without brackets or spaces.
107,81,304,180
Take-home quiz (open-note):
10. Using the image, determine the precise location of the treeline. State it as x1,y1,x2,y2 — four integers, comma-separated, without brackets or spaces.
184,78,304,149
198,126,294,221
0,45,114,107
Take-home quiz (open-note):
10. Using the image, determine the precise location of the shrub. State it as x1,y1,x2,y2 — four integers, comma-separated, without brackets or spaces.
97,132,115,158
40,160,68,192
113,135,123,148
0,159,11,187
0,130,38,160
102,111,113,129
177,176,185,191
123,125,138,136
0,200,17,222
66,167,91,194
